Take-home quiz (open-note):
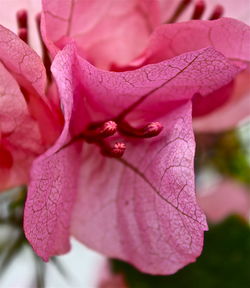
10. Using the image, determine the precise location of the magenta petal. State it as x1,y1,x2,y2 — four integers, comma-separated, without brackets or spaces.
71,102,207,275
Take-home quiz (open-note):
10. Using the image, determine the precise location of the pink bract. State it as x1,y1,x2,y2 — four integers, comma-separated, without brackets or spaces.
41,0,250,132
0,25,61,190
24,41,243,274
41,0,160,69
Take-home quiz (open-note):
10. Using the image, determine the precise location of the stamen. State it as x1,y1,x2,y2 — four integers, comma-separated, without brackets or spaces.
36,13,52,82
85,121,117,141
101,142,126,158
119,121,163,138
18,28,28,43
167,0,192,23
16,10,28,43
16,10,28,29
209,5,224,20
192,0,205,19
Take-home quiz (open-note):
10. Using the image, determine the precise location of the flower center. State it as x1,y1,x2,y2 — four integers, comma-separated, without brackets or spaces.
167,0,224,23
61,119,163,158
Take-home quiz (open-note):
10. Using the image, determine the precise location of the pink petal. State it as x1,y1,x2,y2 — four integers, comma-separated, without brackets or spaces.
0,25,61,145
142,18,250,66
0,25,60,190
41,0,160,69
138,17,250,120
0,62,43,190
193,71,250,132
24,45,83,260
68,44,241,124
71,103,207,275
197,179,250,223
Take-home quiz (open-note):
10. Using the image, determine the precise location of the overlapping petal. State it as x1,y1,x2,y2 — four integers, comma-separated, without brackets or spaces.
0,25,60,190
24,42,243,272
41,0,160,69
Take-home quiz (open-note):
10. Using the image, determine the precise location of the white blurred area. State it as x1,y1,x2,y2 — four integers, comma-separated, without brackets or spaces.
0,238,106,288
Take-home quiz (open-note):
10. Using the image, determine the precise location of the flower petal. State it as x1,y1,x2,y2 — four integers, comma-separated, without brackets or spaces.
61,44,241,125
0,25,61,145
71,102,207,275
41,0,160,68
0,61,43,190
24,44,82,260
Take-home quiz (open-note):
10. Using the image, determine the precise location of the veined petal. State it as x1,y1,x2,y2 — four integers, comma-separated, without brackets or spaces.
41,0,160,68
71,102,207,274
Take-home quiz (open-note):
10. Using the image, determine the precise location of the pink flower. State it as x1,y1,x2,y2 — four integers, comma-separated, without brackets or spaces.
17,0,249,275
0,25,61,190
24,37,245,274
40,0,250,132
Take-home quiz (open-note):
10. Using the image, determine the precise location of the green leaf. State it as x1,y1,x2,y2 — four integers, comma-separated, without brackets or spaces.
112,216,250,288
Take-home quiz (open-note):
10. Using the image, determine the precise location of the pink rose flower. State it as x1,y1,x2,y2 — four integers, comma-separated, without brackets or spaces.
0,24,61,190
40,0,250,132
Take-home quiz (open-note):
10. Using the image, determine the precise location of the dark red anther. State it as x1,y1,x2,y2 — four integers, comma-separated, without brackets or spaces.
17,10,28,29
209,5,224,20
85,121,117,141
16,10,28,43
119,121,163,138
192,0,205,19
167,0,192,23
18,28,28,43
102,142,126,158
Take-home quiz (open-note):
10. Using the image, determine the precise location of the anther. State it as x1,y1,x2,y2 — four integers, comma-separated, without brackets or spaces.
209,5,224,20
119,121,163,138
192,0,205,20
18,28,28,43
17,10,28,29
16,10,28,43
101,142,126,158
167,0,192,23
85,121,117,141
